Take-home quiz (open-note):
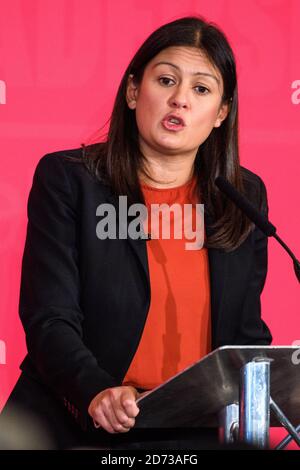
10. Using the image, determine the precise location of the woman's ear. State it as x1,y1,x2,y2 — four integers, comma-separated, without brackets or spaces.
126,74,139,109
214,102,230,128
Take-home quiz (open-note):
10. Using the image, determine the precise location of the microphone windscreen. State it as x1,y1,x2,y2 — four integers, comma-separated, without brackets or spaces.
215,176,276,237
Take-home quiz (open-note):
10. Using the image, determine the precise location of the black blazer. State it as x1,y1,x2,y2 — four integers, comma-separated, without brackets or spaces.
7,147,272,437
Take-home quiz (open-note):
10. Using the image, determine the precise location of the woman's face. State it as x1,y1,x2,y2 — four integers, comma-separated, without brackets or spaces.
126,46,229,159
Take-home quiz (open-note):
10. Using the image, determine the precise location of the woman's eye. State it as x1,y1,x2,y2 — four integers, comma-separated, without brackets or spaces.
158,77,174,86
195,85,209,95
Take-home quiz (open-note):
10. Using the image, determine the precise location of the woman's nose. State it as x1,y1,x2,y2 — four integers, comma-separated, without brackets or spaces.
171,99,188,108
169,87,189,108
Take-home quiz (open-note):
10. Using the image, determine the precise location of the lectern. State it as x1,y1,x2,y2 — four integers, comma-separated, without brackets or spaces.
135,346,300,449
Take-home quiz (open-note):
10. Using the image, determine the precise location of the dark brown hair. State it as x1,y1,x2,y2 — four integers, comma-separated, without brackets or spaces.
79,16,254,251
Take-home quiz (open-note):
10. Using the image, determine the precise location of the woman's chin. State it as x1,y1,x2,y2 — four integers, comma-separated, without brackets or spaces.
155,136,187,152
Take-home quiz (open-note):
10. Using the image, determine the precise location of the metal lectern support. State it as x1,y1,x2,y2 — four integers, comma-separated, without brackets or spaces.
219,403,239,444
220,359,271,448
239,359,271,448
270,398,300,447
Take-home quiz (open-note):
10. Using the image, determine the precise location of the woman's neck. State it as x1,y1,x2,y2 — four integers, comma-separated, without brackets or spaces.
138,154,195,189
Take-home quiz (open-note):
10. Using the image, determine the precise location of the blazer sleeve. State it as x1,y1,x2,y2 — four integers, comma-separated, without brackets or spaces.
236,176,273,345
19,154,119,430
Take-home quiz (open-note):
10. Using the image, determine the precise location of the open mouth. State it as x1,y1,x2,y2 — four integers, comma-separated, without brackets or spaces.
161,115,186,131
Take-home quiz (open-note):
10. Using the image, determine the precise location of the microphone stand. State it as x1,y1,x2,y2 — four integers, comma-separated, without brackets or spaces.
273,233,300,282
214,175,300,283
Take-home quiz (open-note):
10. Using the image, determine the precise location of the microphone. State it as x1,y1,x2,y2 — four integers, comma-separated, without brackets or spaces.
215,176,300,283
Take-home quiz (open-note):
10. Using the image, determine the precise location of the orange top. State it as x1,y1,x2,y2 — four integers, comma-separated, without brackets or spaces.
122,176,211,390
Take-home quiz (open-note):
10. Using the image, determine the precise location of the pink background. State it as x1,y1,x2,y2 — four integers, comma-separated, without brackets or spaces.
0,0,299,449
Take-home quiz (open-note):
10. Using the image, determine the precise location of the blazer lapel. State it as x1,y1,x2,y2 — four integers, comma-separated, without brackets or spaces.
105,192,150,287
205,211,229,349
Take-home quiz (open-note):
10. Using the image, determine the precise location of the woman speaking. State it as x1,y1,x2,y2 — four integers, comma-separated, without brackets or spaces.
1,15,272,450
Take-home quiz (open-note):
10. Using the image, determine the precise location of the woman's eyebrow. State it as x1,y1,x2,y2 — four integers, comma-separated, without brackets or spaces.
152,61,220,84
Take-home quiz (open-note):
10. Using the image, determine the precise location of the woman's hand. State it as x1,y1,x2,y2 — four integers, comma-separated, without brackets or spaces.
88,386,141,434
